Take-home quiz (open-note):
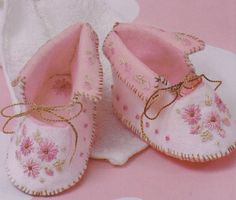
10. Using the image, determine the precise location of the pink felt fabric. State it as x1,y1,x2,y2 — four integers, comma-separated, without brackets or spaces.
136,0,236,53
0,0,234,200
104,23,236,162
3,68,232,199
2,23,102,195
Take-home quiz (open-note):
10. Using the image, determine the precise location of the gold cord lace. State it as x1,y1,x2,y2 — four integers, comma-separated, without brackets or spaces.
140,73,222,138
1,100,83,163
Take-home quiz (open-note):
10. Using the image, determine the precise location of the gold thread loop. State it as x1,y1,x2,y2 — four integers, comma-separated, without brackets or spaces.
1,100,83,163
140,73,222,138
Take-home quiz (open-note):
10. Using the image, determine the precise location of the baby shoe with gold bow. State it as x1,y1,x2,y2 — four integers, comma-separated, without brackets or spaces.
103,22,236,162
1,23,103,196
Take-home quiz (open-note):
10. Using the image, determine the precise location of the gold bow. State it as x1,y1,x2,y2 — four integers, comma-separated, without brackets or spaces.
140,73,222,137
1,100,83,163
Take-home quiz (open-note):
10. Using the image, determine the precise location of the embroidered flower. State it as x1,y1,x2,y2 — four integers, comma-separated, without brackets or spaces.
38,140,58,162
23,159,40,178
45,167,54,176
200,131,213,142
181,104,201,125
52,78,72,96
190,125,201,135
222,118,231,127
53,160,65,172
205,111,221,130
218,129,226,138
215,94,227,113
20,137,34,156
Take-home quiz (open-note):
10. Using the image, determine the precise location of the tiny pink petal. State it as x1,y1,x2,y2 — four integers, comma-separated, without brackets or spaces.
23,159,40,178
205,111,221,130
215,94,227,113
45,167,54,176
190,125,201,135
222,118,231,127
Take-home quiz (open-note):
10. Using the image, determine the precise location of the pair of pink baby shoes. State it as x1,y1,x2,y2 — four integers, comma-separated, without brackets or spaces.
1,22,236,196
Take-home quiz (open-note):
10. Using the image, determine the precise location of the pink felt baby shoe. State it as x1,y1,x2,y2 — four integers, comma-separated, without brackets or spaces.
103,22,236,162
1,23,103,195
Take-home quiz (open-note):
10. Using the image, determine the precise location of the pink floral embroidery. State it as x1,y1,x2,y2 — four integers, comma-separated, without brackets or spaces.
179,95,230,140
45,167,54,176
181,104,201,125
222,118,231,127
218,129,226,138
205,112,221,130
38,140,58,162
23,159,40,178
52,78,72,96
215,94,227,113
190,125,201,135
20,137,34,156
